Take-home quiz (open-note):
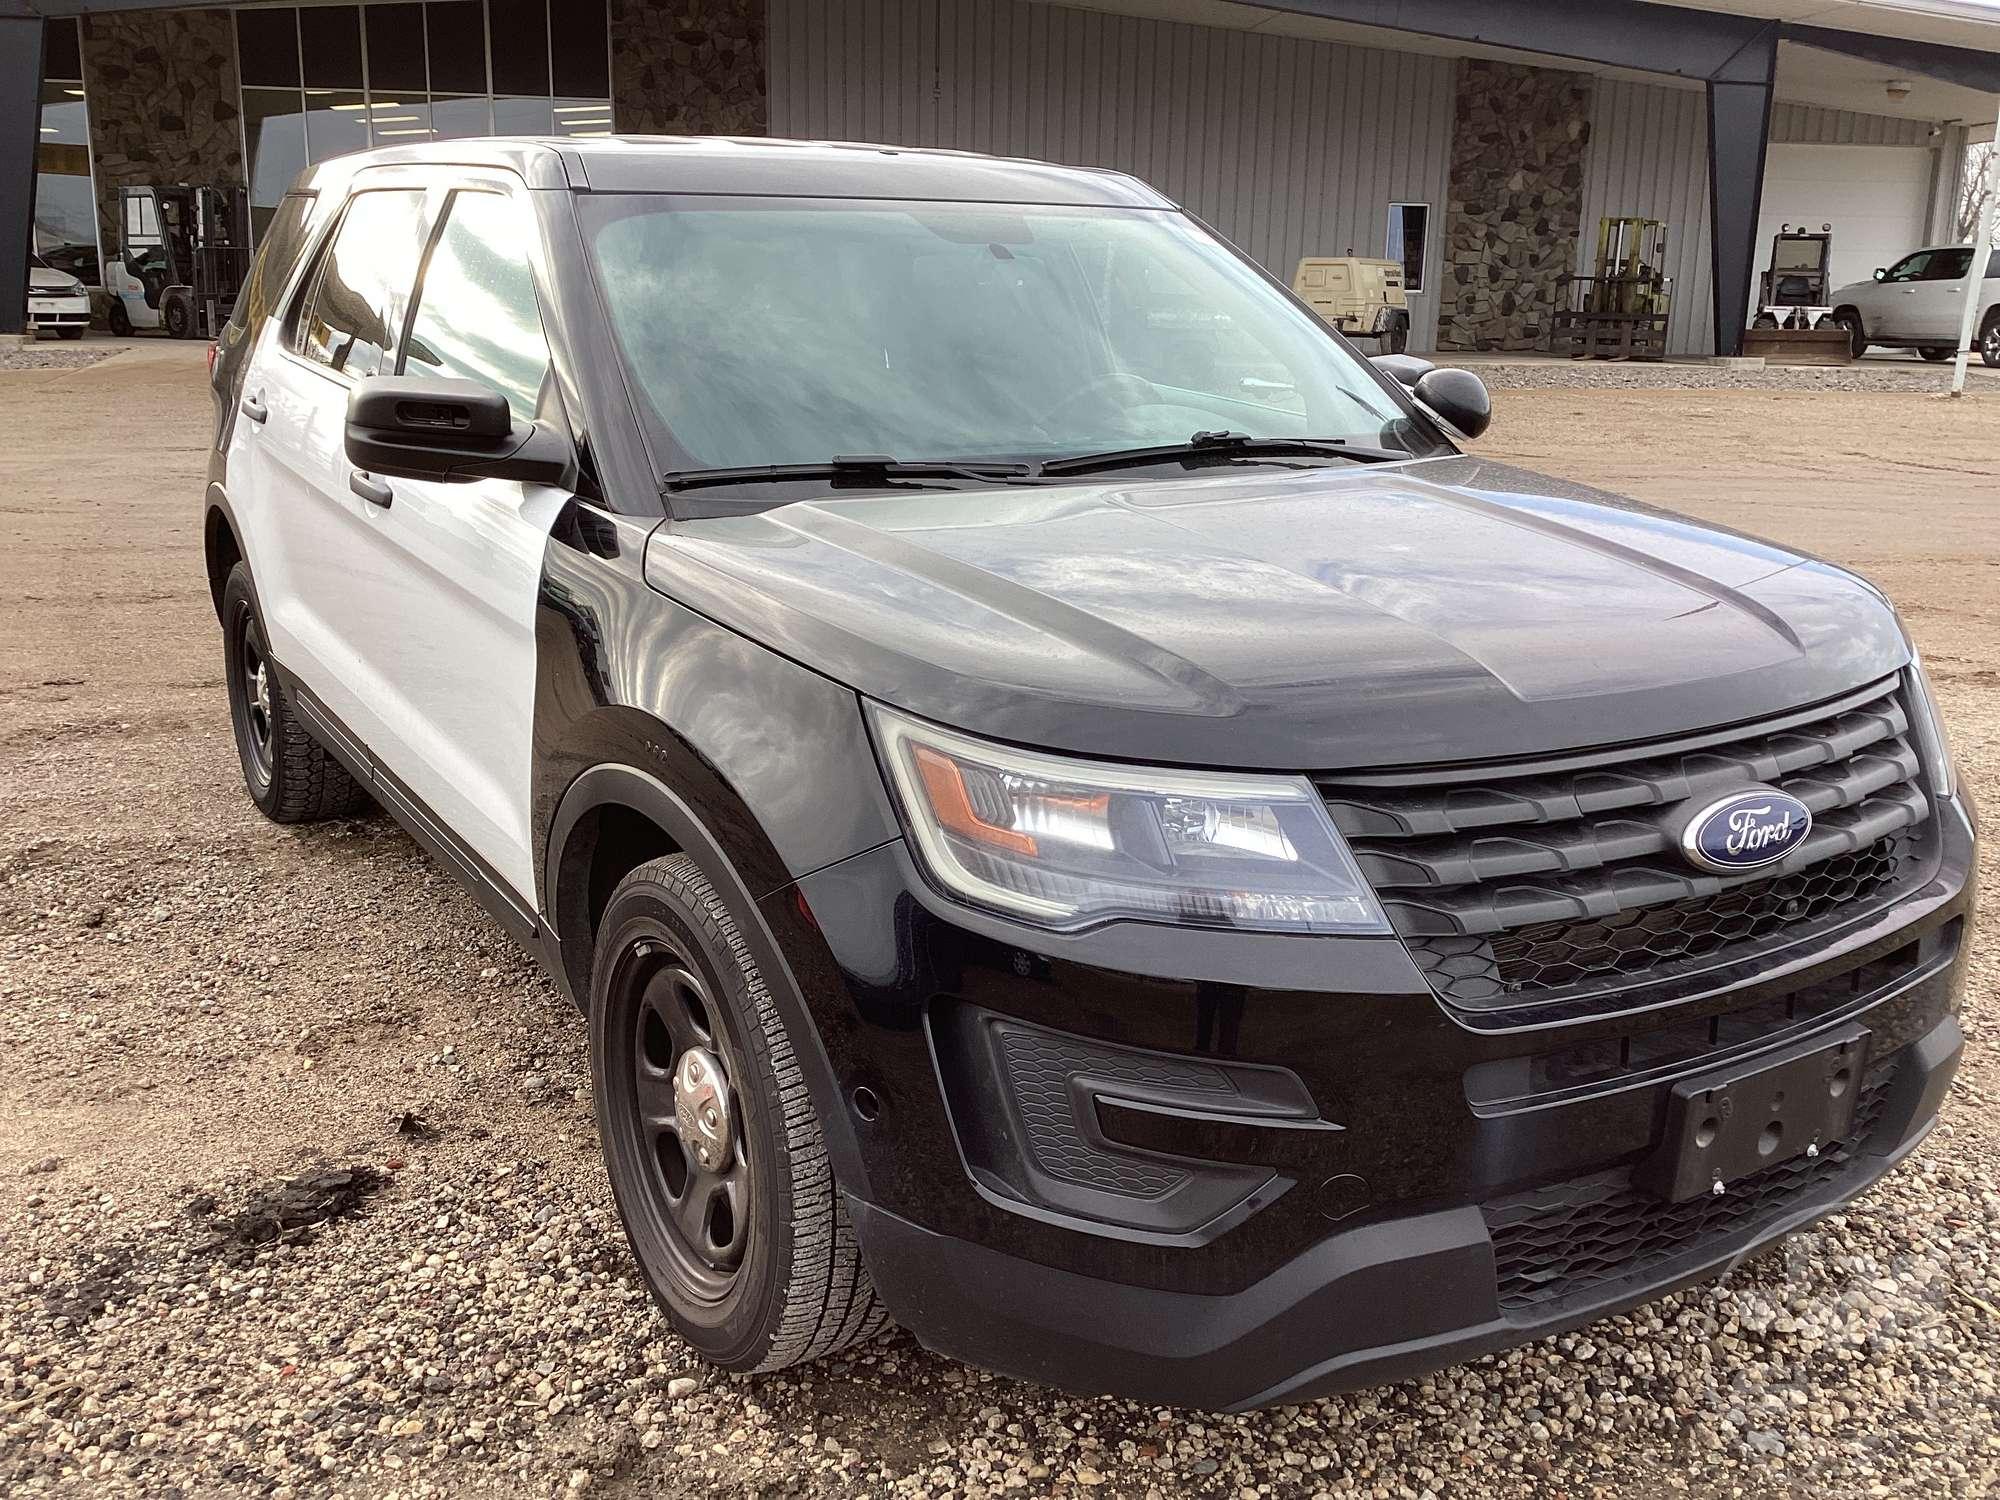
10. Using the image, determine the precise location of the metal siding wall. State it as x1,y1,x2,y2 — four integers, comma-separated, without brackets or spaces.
1771,102,1934,148
768,0,1456,350
1580,77,1715,358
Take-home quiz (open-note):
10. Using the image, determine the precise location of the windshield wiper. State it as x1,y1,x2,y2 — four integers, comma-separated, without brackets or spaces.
1036,431,1406,478
662,455,1035,494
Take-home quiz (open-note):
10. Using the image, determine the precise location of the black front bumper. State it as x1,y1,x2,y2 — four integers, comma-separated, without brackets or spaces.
774,795,1975,1411
847,1013,1958,1410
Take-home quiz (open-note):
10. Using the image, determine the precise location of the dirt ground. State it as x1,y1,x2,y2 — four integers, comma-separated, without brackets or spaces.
1,343,1996,1498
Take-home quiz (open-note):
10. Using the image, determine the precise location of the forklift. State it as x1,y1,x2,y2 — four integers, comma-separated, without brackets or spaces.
1551,216,1674,360
103,184,251,339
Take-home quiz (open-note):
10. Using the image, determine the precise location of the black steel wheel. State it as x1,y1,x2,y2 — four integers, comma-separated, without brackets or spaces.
590,855,888,1371
220,563,371,823
1982,310,2000,370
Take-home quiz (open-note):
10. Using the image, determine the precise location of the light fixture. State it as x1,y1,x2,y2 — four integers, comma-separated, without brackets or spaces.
567,130,611,137
369,114,420,124
40,125,57,134
375,127,431,137
553,103,607,113
1886,79,1913,101
364,100,404,109
64,88,85,97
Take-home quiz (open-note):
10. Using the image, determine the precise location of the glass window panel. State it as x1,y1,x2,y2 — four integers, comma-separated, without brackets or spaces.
304,90,370,162
1387,203,1428,294
298,188,429,378
35,85,97,282
493,96,554,135
242,88,308,210
299,6,364,91
552,97,613,137
365,3,428,94
425,0,486,94
368,99,433,144
44,17,82,82
550,0,608,98
429,94,492,141
236,8,302,89
402,190,552,422
489,0,549,96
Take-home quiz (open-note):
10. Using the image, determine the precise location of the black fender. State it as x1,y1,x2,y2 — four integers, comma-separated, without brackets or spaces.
203,482,246,620
545,758,875,1198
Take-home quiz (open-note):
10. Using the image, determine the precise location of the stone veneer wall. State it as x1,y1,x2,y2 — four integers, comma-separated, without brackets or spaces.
611,0,767,136
80,9,243,264
1439,59,1591,352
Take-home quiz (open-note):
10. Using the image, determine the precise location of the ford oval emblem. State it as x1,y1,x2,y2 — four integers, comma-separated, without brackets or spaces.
1679,789,1813,874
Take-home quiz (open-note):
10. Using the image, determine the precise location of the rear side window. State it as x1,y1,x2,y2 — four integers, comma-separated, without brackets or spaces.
296,188,429,378
399,190,552,423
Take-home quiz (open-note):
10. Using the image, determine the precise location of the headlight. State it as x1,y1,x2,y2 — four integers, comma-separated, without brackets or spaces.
1905,656,1957,801
868,705,1389,934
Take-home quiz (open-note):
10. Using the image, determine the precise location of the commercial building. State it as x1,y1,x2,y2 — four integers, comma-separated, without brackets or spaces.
5,0,1999,355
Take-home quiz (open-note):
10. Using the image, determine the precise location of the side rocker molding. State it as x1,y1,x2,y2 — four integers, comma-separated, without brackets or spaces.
545,763,872,1197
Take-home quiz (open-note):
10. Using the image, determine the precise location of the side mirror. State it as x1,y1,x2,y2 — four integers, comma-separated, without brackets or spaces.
345,376,571,485
1371,352,1435,387
1872,267,1886,281
1411,367,1492,442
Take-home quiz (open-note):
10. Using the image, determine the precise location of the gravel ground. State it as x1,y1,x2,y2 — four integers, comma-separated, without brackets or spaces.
1448,356,2000,393
1,347,1996,1498
0,344,120,372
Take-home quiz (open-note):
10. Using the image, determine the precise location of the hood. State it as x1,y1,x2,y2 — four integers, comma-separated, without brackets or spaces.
29,267,82,293
642,455,1909,770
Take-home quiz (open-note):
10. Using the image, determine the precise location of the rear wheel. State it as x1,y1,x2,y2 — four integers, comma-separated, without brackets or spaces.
1981,310,2000,369
163,294,194,340
107,300,132,338
1380,319,1409,356
221,563,370,823
590,855,888,1372
1831,310,1867,359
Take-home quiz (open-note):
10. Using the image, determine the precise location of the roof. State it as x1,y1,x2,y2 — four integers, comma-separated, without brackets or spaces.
304,135,1176,207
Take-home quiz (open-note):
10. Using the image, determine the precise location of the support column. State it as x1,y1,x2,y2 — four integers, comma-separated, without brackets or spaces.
1,15,47,339
1705,28,1778,358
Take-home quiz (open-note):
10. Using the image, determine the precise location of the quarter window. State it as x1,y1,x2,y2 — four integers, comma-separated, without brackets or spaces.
1387,203,1428,293
296,188,428,378
400,191,553,423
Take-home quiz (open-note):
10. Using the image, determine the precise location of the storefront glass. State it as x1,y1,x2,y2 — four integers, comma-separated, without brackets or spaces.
35,21,100,285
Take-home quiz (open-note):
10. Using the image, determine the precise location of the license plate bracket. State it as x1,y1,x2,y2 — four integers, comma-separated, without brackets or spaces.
1635,1025,1869,1203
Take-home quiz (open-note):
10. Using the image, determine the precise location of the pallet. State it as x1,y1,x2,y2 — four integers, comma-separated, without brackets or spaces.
1550,310,1670,361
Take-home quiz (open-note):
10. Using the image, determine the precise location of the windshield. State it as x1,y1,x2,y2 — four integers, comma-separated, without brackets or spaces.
582,195,1426,475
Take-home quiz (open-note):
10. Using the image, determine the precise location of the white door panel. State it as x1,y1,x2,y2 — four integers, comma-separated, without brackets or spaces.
334,474,566,899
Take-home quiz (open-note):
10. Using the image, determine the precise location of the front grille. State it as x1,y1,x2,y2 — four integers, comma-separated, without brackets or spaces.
1319,679,1933,1012
1484,1068,1892,1315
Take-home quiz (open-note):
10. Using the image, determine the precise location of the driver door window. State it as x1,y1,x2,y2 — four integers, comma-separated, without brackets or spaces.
1881,252,1933,284
295,188,429,378
399,189,554,422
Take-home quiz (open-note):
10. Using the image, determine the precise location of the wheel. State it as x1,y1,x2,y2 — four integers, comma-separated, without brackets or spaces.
1752,313,1779,330
1831,310,1866,360
221,563,371,823
1380,320,1409,355
163,295,194,340
1981,310,2000,369
590,855,888,1372
1919,346,1957,362
58,326,84,341
107,300,132,337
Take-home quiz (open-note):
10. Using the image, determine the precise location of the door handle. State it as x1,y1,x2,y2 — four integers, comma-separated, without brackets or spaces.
240,392,267,424
349,471,393,508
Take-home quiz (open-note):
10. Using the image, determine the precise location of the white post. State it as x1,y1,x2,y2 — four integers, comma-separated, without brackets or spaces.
1950,101,2000,396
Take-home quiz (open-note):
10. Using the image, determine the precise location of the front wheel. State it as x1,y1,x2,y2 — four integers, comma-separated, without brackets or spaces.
1831,310,1867,360
58,326,84,341
590,855,889,1372
1982,310,2000,369
107,300,132,337
163,294,194,340
1380,320,1409,355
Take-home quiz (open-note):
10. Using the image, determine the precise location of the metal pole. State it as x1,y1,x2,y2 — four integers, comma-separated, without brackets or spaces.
1949,100,2000,397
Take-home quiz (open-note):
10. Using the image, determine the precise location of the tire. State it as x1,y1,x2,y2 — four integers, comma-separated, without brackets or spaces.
107,300,132,338
590,855,888,1373
1831,310,1866,360
1380,320,1409,356
1752,313,1779,330
221,563,371,823
163,295,194,340
1919,346,1956,362
58,326,84,341
1982,310,2000,370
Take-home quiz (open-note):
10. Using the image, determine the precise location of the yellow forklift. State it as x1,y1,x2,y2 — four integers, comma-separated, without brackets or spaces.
1551,216,1674,360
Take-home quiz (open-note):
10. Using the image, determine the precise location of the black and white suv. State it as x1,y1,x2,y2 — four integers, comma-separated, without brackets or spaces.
206,138,1976,1411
